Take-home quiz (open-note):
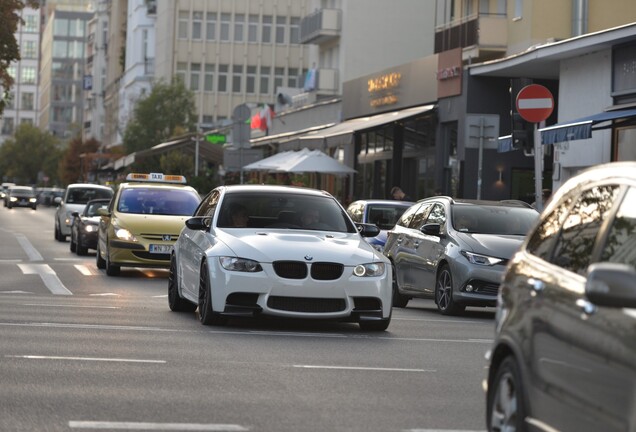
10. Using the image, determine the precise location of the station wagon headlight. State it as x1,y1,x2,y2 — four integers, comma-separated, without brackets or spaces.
29,198,37,203
83,225,97,233
114,225,137,242
353,262,385,277
461,250,503,266
220,257,263,272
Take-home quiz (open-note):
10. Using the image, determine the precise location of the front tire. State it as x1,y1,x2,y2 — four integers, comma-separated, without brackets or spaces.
391,263,410,308
105,242,120,276
168,255,196,312
487,356,527,432
198,261,227,326
435,265,465,316
96,242,106,269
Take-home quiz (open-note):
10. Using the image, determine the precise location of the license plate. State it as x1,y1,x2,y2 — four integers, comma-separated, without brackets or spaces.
149,244,173,254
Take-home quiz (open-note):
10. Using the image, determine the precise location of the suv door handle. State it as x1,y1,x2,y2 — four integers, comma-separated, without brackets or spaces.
576,298,597,315
527,278,545,292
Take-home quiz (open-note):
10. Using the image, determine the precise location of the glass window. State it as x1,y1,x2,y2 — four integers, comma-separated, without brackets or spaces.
220,13,231,41
1,118,14,136
22,41,37,59
423,203,445,226
262,15,272,43
259,66,270,94
69,19,84,37
248,15,258,42
204,64,214,91
195,190,220,218
600,187,636,267
192,11,203,39
118,188,200,216
290,17,300,43
288,68,299,87
234,14,245,42
397,203,426,228
190,63,200,91
232,65,243,93
176,62,187,84
526,194,574,261
178,11,188,39
23,15,38,33
53,41,68,57
275,16,286,43
21,92,34,110
21,67,36,84
7,66,16,80
246,66,256,93
218,64,228,92
274,67,284,93
20,118,34,125
206,12,216,40
551,185,620,275
54,18,68,36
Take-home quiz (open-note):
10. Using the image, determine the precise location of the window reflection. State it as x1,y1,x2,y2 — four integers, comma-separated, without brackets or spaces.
601,187,636,267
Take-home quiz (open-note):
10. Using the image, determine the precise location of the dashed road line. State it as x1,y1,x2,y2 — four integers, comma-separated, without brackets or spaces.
18,263,72,295
68,421,249,431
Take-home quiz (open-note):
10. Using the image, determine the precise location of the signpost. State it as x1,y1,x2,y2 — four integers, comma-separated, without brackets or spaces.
516,84,554,211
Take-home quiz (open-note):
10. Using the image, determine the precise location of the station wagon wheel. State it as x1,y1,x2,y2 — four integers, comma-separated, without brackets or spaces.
96,242,106,269
198,261,227,326
435,265,464,316
391,263,409,308
487,356,527,432
168,255,196,313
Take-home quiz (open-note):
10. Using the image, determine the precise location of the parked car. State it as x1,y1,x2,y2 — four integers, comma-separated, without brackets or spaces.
168,184,391,331
384,197,538,315
70,198,111,255
485,162,636,432
1,182,16,205
5,185,37,210
346,199,413,252
96,173,201,276
54,183,114,241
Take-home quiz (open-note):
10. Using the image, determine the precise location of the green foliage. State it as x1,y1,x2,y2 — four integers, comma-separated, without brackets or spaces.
160,150,194,177
0,0,39,116
0,123,62,185
58,136,100,185
122,78,197,154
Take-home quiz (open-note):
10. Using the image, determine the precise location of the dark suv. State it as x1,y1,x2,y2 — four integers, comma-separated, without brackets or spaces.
485,162,636,432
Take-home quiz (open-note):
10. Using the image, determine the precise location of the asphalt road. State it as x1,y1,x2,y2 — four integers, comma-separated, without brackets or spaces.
0,205,495,432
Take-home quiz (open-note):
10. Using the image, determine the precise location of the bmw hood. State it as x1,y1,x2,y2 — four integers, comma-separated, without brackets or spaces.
218,230,383,264
456,233,525,259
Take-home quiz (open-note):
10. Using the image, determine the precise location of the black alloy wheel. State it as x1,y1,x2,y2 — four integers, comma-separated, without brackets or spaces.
197,261,227,326
168,255,196,312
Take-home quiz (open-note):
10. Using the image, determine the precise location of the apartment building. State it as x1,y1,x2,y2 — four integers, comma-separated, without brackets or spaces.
0,6,40,145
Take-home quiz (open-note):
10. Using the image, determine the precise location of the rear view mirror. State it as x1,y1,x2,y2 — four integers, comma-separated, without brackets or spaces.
356,223,381,238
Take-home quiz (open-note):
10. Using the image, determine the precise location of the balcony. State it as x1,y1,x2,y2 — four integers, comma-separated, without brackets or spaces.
435,13,507,61
300,8,341,45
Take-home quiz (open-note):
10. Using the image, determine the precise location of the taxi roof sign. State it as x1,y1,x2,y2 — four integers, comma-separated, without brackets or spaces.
125,173,187,184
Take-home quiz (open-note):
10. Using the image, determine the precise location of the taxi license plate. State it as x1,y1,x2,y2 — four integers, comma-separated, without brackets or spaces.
149,244,173,254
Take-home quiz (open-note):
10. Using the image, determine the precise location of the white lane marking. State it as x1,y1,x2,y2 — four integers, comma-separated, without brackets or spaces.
0,259,22,263
153,294,168,298
68,421,249,431
23,303,120,309
17,264,73,295
403,429,485,432
89,293,121,296
74,265,94,275
393,317,490,324
0,290,32,294
6,355,165,364
55,258,89,261
293,365,434,372
15,233,43,261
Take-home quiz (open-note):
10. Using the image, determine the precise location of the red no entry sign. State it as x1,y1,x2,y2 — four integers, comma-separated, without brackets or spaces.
516,84,554,123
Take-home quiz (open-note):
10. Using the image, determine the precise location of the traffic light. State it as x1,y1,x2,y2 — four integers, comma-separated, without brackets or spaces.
510,78,534,152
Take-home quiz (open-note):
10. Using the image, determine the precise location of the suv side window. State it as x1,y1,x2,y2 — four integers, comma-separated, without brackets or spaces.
408,203,433,229
599,186,636,267
195,190,220,218
551,185,620,275
526,194,575,261
425,203,446,227
396,203,424,228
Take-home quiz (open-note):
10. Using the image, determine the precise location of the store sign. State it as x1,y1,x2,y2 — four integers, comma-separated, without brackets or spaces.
367,72,401,107
437,66,461,80
437,48,462,99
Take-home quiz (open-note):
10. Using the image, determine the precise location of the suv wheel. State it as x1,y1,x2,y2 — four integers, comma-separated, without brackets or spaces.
391,264,409,308
435,265,465,316
487,356,527,432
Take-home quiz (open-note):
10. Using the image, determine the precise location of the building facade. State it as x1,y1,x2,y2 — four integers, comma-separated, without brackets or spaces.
83,0,109,142
0,6,40,145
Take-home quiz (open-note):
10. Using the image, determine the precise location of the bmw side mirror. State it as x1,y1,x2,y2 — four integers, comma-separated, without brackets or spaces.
585,262,636,308
185,217,209,231
356,223,381,238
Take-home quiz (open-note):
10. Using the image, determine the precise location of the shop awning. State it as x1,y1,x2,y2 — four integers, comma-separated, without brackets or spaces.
540,108,636,145
297,104,436,148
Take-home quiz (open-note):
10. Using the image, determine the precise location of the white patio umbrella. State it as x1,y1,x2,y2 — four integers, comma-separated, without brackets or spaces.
277,149,356,175
242,150,305,171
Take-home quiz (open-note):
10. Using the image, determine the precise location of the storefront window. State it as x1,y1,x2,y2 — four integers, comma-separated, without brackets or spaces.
616,127,636,161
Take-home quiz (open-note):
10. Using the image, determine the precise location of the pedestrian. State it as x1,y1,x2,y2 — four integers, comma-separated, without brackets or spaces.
390,186,412,201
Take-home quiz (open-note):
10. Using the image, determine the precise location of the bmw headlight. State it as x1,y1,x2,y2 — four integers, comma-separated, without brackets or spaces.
461,250,503,266
220,257,263,272
114,225,137,242
353,262,385,277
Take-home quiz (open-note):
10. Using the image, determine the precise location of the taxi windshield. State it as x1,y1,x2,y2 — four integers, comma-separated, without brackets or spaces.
118,188,200,216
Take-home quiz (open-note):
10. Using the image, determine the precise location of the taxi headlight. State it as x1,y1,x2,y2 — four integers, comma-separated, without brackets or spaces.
353,262,385,277
114,227,137,242
219,257,263,272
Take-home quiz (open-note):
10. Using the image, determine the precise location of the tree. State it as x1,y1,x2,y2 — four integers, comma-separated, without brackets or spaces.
0,124,63,185
58,136,100,185
122,79,197,154
0,0,39,116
